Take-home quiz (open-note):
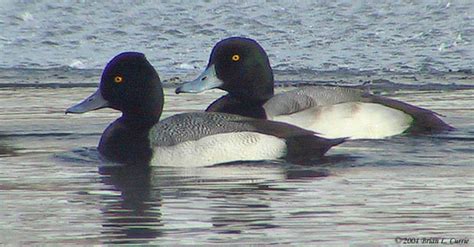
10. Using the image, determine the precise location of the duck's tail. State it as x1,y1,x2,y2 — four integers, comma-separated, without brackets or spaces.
368,95,455,133
285,135,346,164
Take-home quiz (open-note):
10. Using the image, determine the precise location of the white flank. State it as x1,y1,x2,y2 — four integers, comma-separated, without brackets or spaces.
151,132,287,167
271,102,413,139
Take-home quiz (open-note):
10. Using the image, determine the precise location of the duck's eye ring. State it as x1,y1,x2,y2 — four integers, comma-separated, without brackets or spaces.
114,76,123,84
231,54,240,62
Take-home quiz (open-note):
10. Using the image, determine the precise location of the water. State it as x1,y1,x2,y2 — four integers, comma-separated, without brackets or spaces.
1,1,473,245
1,0,473,72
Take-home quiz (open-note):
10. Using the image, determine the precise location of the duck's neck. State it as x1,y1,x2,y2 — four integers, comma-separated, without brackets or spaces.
119,92,163,128
229,90,272,103
121,113,160,128
206,94,269,119
98,108,161,166
230,68,274,103
98,114,158,166
225,78,273,118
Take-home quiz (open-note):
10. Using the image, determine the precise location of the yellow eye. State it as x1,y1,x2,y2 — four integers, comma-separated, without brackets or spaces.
231,54,240,61
114,76,123,84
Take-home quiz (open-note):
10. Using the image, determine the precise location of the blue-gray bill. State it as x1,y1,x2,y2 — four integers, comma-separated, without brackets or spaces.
175,64,223,94
66,89,109,114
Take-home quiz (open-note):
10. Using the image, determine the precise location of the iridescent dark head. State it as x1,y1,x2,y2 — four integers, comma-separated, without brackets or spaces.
67,52,164,122
176,37,274,101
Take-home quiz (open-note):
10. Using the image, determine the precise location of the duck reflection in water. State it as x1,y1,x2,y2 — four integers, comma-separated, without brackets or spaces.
98,165,163,244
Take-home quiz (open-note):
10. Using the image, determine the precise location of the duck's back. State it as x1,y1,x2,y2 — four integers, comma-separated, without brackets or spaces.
264,86,365,116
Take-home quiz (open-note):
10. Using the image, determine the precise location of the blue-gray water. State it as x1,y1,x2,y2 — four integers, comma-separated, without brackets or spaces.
0,1,473,245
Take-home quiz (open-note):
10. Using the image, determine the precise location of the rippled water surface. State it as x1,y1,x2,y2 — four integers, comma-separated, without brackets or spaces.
1,0,473,72
1,0,473,245
1,86,473,245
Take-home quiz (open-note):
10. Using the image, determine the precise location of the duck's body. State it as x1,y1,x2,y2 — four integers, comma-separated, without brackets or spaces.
150,112,343,166
264,87,413,139
67,52,343,166
176,37,453,139
97,111,342,167
209,86,450,139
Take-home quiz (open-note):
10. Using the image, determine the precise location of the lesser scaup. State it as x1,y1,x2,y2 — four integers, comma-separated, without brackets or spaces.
66,52,344,166
175,37,454,139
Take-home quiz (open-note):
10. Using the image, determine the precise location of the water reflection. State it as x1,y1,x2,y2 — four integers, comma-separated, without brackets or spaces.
95,160,340,243
200,163,335,236
0,134,19,157
99,165,163,244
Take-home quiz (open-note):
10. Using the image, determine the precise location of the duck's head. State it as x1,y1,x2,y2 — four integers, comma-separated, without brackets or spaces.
176,37,274,101
67,52,164,122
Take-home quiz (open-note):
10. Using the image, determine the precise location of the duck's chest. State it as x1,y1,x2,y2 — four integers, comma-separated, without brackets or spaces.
98,122,153,166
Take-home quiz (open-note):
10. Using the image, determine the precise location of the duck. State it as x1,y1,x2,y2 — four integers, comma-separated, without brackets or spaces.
175,37,454,139
66,52,344,166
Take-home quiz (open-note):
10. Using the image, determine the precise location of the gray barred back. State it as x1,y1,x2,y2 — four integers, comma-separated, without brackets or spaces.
149,112,259,146
264,86,366,116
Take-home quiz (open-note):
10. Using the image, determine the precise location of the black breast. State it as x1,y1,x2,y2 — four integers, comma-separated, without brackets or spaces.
98,119,153,166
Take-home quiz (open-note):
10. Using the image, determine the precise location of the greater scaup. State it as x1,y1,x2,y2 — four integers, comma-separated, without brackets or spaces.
175,37,454,139
66,52,344,166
